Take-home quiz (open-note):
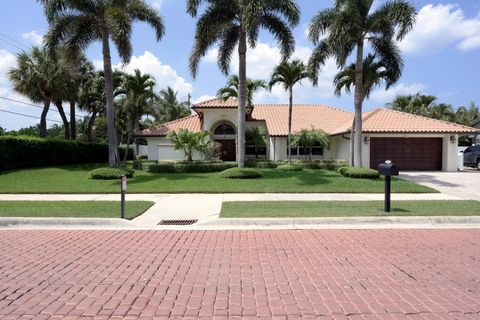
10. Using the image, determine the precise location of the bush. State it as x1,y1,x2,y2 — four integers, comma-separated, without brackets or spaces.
143,161,237,173
338,167,379,179
276,164,303,171
0,136,133,171
245,160,278,168
219,168,263,179
90,167,134,180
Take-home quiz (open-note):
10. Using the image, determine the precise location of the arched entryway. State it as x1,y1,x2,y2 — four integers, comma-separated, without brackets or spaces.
212,122,236,161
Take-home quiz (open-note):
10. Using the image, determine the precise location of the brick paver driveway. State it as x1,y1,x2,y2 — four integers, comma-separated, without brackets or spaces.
1,230,479,320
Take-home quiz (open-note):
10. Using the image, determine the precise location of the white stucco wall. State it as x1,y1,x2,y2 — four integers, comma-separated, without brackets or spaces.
361,133,458,172
146,137,203,161
198,108,238,133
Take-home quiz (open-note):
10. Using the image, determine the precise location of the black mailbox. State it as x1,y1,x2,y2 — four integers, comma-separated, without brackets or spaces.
378,163,399,176
378,161,399,212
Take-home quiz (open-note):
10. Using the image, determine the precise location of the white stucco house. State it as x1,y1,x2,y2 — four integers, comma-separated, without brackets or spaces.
137,97,479,171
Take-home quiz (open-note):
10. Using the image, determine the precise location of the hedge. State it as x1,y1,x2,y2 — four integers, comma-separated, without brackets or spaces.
0,136,133,171
143,161,237,173
246,159,348,170
337,166,380,179
276,164,303,172
219,168,263,179
90,167,134,180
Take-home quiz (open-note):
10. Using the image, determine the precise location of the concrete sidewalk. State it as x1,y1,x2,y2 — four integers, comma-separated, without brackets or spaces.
0,192,465,227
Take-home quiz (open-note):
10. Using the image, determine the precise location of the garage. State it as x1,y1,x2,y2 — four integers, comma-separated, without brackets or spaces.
370,137,443,171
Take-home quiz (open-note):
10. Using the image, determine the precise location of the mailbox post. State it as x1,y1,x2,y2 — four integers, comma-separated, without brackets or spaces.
378,161,399,212
121,175,127,219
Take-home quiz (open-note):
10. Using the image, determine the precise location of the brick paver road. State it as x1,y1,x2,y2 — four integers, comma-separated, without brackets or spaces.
1,230,479,319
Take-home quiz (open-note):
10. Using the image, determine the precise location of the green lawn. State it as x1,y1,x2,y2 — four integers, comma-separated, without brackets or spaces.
0,163,436,194
0,201,154,219
220,201,480,218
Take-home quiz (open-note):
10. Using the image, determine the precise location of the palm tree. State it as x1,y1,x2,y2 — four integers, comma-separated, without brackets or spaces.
269,59,308,163
217,75,267,114
308,0,416,167
8,46,64,138
168,129,211,161
121,69,156,160
430,103,455,122
387,93,437,116
41,0,165,166
334,54,401,99
187,0,300,168
154,87,191,123
292,129,330,161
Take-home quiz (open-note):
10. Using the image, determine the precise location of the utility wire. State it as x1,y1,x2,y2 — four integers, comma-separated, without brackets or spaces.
0,109,63,124
0,37,25,52
0,96,89,119
0,32,30,50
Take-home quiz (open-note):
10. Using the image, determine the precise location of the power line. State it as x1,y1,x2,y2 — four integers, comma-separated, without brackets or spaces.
0,37,25,52
0,96,89,119
0,32,30,50
0,109,63,124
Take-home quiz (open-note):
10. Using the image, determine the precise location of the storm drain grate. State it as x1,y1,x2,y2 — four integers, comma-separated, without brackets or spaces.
158,219,198,226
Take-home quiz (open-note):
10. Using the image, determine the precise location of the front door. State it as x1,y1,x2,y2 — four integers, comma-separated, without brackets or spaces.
216,140,236,161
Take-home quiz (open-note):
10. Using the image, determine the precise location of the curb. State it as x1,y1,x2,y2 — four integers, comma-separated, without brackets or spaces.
0,217,135,228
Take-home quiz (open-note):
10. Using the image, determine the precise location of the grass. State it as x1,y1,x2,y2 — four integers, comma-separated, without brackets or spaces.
0,201,154,220
220,201,480,218
0,163,436,194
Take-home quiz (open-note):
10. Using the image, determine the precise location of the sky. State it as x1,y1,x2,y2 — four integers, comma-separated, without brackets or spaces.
1,0,480,130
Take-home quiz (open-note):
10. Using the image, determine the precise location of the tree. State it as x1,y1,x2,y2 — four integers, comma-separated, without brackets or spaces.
42,0,165,167
154,87,191,123
430,103,455,122
334,54,401,99
168,129,211,161
188,0,300,168
8,47,64,138
217,75,267,114
246,126,267,159
292,129,330,161
0,127,6,136
269,59,308,163
387,93,437,116
121,69,156,160
308,0,416,167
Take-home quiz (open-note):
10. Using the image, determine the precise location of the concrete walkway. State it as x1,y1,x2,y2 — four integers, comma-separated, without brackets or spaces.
0,192,465,228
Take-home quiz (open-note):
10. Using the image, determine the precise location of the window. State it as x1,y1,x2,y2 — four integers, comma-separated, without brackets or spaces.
288,145,323,156
214,123,235,135
246,146,267,155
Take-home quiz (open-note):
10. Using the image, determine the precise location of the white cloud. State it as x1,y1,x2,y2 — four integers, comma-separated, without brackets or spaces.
149,0,163,10
21,31,43,45
399,4,480,54
193,94,217,104
0,49,16,85
110,51,193,98
370,83,427,103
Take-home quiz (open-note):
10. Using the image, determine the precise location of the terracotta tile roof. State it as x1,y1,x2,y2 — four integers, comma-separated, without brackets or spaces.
357,108,479,134
192,97,238,108
137,115,202,137
252,104,354,136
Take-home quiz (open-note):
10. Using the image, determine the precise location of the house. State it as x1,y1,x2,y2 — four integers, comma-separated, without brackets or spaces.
137,97,479,171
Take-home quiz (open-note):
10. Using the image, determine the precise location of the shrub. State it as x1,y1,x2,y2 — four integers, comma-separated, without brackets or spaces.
338,167,379,179
276,164,303,172
0,135,134,171
245,160,278,168
144,161,237,173
90,167,134,180
219,168,263,179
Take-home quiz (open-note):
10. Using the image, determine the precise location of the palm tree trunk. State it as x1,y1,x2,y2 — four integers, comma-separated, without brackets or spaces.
55,100,70,140
288,87,293,164
102,27,117,167
39,98,51,138
69,99,76,140
87,112,97,142
237,28,247,168
349,118,355,166
353,40,364,167
134,117,139,158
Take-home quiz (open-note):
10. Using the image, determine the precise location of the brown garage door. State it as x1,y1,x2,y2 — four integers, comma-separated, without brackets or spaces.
370,138,443,171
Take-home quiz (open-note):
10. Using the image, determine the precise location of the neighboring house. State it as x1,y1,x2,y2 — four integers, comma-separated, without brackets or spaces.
472,118,480,144
137,97,479,171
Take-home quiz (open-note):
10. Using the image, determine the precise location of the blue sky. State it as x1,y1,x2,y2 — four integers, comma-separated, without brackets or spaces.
1,0,480,130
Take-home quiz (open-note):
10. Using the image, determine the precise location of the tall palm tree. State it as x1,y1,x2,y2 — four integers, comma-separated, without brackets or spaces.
217,75,267,115
308,0,416,167
154,87,191,123
41,0,165,166
187,0,300,168
8,46,65,138
121,69,156,159
269,59,308,163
